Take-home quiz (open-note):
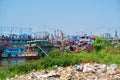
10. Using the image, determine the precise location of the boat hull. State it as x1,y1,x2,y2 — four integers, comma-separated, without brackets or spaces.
0,55,39,60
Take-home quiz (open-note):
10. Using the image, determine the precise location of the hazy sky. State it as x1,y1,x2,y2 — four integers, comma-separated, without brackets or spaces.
0,0,120,36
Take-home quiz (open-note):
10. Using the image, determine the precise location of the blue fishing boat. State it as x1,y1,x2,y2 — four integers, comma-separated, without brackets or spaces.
2,47,24,58
1,46,39,59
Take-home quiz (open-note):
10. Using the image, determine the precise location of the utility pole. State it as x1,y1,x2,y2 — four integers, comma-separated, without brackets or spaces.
115,30,118,38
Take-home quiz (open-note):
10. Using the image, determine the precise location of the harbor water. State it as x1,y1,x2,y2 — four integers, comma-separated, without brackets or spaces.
0,58,26,67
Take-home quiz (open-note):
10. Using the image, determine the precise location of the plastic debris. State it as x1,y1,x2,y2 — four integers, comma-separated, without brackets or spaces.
31,73,37,78
110,64,118,70
47,77,51,80
75,64,84,71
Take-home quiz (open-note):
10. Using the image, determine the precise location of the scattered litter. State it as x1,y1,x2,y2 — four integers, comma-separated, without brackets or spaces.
110,63,118,70
11,63,120,80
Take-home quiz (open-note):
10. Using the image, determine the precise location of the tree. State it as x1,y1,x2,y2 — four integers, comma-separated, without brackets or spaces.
93,36,111,53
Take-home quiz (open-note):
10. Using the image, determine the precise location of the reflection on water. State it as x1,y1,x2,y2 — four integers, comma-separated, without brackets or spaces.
0,58,25,67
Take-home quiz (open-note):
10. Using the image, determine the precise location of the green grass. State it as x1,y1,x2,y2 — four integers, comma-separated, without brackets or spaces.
0,47,120,80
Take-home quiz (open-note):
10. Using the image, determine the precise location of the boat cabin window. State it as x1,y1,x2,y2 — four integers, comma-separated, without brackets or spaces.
21,48,23,51
9,49,19,52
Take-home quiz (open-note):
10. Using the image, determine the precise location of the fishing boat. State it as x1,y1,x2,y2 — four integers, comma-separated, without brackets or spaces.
21,45,40,59
1,40,53,59
1,46,39,59
24,40,53,57
61,34,95,52
0,33,32,57
0,32,37,59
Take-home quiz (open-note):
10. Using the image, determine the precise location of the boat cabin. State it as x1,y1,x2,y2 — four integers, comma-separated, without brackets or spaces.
25,40,53,53
2,47,24,57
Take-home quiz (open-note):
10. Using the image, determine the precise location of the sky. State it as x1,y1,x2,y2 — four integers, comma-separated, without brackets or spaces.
0,0,120,36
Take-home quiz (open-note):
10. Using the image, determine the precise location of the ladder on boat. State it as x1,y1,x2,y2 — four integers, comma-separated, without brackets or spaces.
36,45,48,56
